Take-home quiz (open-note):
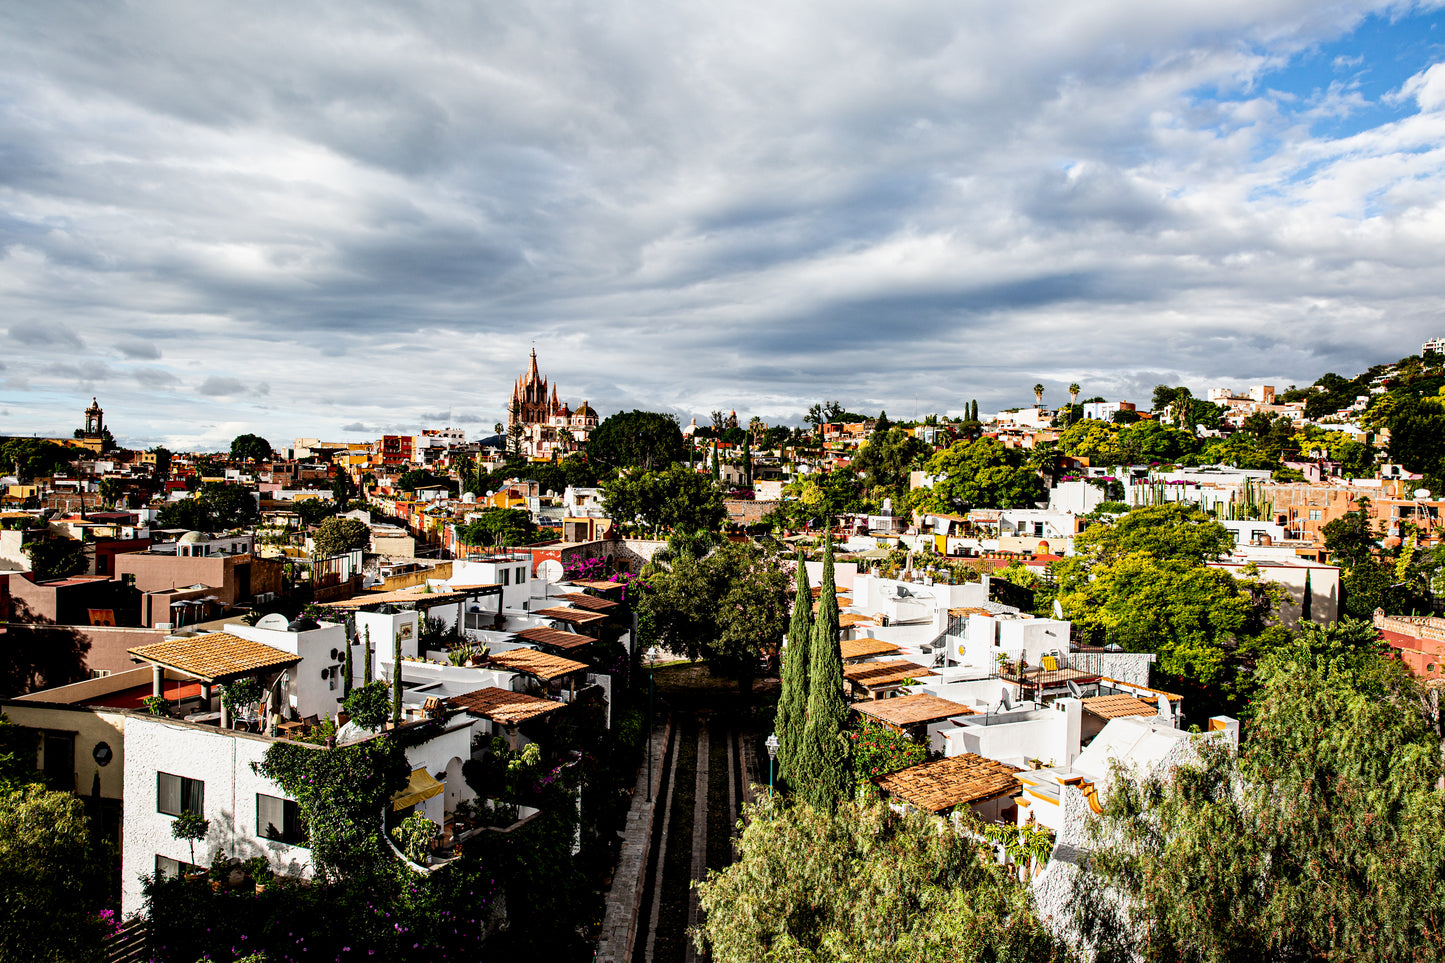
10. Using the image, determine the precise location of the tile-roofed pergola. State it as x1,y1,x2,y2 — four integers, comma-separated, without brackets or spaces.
854,693,974,730
570,580,626,593
838,613,878,630
534,606,609,626
875,753,1021,813
128,633,301,683
1082,694,1158,720
319,585,492,609
556,593,619,612
448,686,564,725
487,648,588,681
839,637,900,662
842,659,936,690
515,627,593,651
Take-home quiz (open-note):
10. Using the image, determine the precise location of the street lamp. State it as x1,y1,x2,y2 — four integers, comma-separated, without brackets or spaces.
646,646,659,803
765,733,780,797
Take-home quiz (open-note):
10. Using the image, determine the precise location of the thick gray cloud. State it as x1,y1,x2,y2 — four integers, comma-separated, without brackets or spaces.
2,0,1444,448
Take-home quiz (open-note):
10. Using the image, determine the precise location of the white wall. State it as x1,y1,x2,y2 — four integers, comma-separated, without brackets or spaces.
356,610,421,679
938,699,1082,769
451,557,531,610
225,622,348,721
121,716,314,915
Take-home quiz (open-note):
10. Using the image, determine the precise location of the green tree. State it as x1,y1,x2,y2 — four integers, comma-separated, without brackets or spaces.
331,470,356,511
21,538,88,581
1074,629,1445,963
601,463,726,536
774,552,813,782
396,469,450,493
391,627,403,727
229,433,273,463
850,427,927,501
312,517,369,558
157,482,258,531
1075,503,1235,564
635,539,791,699
913,438,1045,512
342,681,389,730
795,537,850,811
696,794,1062,962
0,438,78,481
586,410,684,472
1385,395,1445,491
457,508,538,548
171,809,209,866
1322,501,1376,569
97,477,126,510
711,442,720,484
0,784,109,962
149,446,172,478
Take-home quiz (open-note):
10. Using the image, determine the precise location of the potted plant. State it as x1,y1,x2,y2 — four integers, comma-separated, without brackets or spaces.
171,810,209,876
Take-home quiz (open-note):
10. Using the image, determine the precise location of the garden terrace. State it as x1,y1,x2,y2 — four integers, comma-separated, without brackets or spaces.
875,753,1022,814
127,633,300,683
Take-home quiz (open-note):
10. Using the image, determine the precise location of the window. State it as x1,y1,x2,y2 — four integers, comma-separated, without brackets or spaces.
157,772,204,817
155,854,203,879
256,793,307,846
1309,510,1322,521
500,569,510,586
516,566,526,583
43,732,75,792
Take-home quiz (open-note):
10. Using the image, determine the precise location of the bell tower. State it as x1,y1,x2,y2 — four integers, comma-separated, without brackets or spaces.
84,397,104,436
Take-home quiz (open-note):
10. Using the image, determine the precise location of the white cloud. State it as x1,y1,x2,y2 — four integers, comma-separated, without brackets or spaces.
1,1,1444,447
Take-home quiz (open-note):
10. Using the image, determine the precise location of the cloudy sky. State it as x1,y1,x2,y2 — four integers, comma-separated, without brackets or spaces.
3,0,1445,450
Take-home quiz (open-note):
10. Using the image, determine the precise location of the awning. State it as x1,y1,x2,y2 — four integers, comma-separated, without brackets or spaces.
391,768,444,811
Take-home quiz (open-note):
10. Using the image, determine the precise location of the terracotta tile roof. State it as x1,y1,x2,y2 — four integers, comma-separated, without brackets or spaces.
1082,694,1158,720
571,580,625,592
320,586,473,608
448,686,564,725
854,693,974,728
843,659,936,689
128,633,300,682
875,753,1021,813
839,637,900,661
448,583,503,592
534,606,608,625
948,606,994,619
486,648,588,681
556,593,619,612
515,627,593,651
838,613,878,629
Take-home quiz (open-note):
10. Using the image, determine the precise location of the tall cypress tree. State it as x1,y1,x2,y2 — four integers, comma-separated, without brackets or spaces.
742,435,753,489
391,624,403,727
711,442,721,485
775,551,814,783
1300,568,1313,623
798,536,851,811
363,627,373,686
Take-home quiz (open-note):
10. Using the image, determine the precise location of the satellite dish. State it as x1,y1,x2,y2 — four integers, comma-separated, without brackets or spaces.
1052,599,1064,620
1067,679,1083,699
1416,488,1431,500
1000,688,1014,712
256,613,290,631
537,559,564,584
1157,695,1172,720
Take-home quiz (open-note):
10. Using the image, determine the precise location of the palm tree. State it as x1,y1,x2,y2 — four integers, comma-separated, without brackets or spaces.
1069,383,1080,405
1033,383,1045,406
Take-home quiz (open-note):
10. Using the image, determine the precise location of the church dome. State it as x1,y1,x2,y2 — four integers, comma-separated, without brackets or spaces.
574,401,597,421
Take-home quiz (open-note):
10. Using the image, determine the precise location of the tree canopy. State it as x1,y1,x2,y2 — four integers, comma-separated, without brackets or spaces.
634,538,790,695
22,538,88,581
601,463,725,536
156,482,258,531
696,795,1063,963
913,438,1046,513
312,517,369,558
1074,626,1445,963
229,433,273,463
586,410,685,473
0,438,79,481
457,508,538,548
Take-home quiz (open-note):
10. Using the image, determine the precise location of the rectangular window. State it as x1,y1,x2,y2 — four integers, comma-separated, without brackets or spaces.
256,793,307,846
516,566,526,583
500,569,510,586
155,854,203,879
42,732,75,792
1309,510,1322,521
157,772,204,817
